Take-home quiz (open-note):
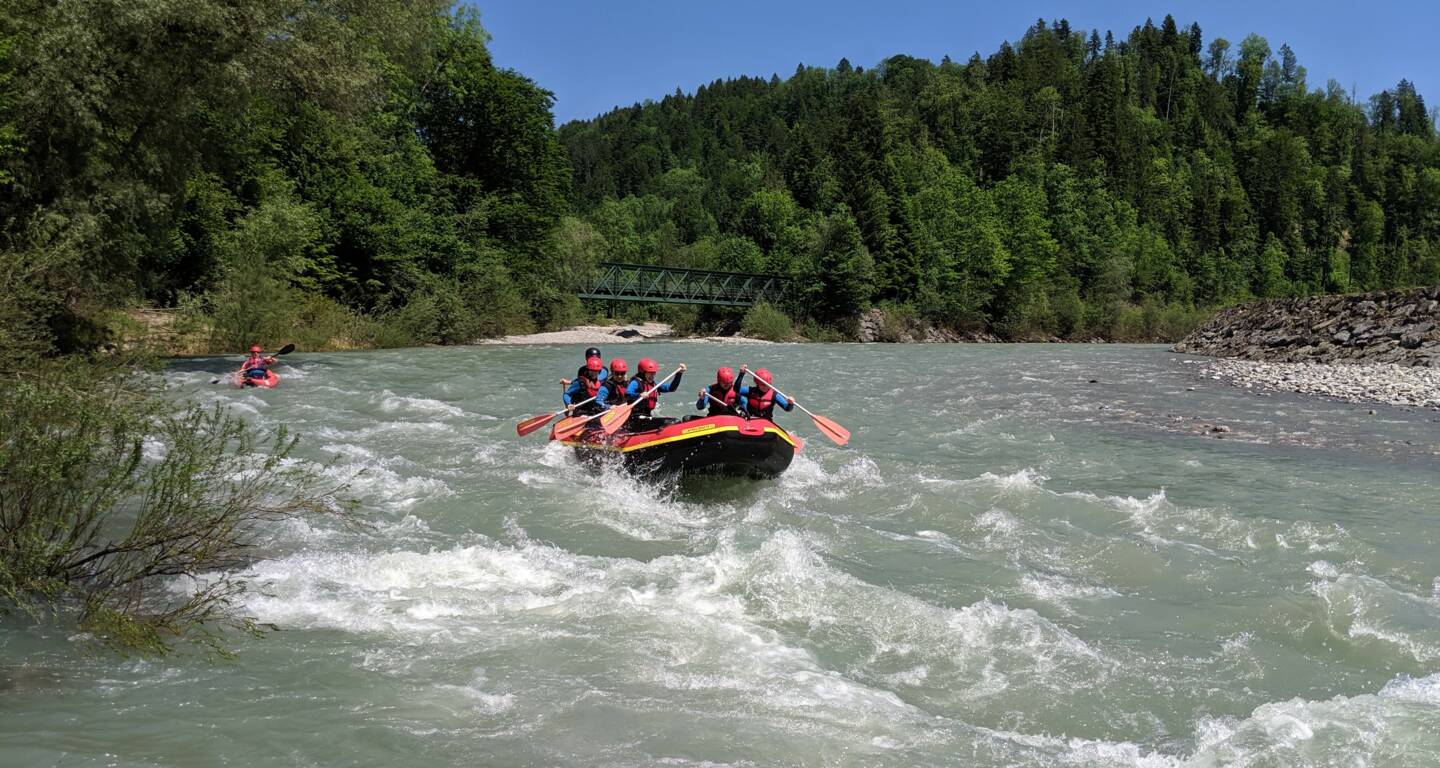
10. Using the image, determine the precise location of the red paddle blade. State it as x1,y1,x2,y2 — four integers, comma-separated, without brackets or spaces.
810,413,850,446
516,412,557,436
599,403,632,435
552,415,589,441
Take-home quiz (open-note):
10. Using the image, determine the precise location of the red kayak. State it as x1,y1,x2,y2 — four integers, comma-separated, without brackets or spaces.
232,370,280,389
551,414,798,478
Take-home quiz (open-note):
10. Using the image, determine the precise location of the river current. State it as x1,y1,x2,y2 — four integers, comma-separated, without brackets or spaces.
3,343,1439,767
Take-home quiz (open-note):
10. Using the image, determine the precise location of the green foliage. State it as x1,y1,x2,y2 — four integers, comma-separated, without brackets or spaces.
559,18,1440,339
0,357,346,654
740,302,795,341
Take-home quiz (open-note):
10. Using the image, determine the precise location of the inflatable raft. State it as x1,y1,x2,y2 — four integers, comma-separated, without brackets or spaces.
551,414,797,478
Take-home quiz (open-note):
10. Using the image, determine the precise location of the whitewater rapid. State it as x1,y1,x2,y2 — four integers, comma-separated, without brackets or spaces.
2,344,1438,767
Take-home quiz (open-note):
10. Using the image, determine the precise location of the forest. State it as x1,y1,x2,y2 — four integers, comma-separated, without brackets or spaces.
4,5,1438,351
561,18,1440,340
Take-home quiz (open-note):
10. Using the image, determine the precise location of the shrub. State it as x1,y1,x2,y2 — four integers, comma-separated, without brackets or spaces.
740,302,794,341
0,358,347,655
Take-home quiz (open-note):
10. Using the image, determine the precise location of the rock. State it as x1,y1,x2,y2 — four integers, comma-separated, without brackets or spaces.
1211,425,1232,433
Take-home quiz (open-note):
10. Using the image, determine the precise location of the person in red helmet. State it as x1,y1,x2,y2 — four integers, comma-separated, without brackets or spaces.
563,356,606,416
240,344,277,381
596,358,632,409
737,365,795,421
625,358,685,428
697,365,745,416
560,347,608,390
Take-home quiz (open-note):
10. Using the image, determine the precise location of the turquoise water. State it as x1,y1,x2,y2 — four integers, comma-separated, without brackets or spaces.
3,343,1439,766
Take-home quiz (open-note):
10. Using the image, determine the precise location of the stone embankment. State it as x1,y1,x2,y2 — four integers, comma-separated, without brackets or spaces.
1174,286,1440,408
1173,285,1440,367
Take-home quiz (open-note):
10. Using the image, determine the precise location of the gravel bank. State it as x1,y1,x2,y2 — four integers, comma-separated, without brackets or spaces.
1189,358,1440,409
480,322,773,346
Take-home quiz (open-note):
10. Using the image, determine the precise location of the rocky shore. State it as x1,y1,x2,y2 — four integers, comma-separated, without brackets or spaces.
1174,285,1440,408
1173,285,1440,367
1191,358,1440,410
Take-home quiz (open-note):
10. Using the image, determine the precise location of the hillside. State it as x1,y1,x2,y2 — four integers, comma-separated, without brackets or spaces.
558,17,1440,340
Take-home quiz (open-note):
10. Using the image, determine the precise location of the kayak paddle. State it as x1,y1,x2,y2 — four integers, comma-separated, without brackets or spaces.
212,343,297,384
598,368,681,436
517,395,597,437
761,381,850,446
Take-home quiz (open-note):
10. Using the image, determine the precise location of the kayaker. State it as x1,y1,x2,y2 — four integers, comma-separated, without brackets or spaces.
737,366,795,420
697,366,744,416
240,344,277,381
563,357,605,416
626,359,685,428
596,358,632,409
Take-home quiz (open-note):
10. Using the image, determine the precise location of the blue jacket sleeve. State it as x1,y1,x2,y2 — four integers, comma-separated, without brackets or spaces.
774,391,794,411
594,385,613,411
660,370,683,392
563,379,585,406
736,386,751,414
696,390,708,410
626,379,642,397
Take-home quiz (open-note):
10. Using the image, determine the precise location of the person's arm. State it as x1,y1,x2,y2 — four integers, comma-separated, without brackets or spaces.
594,385,612,411
737,387,751,415
563,379,584,406
626,379,642,398
696,390,708,410
660,369,683,392
775,391,795,411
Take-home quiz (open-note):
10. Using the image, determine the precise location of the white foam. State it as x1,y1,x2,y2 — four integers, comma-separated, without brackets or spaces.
377,391,466,418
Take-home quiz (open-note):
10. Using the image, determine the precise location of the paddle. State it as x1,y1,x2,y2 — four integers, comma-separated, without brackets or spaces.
516,395,596,437
597,368,682,436
759,380,850,446
213,344,295,383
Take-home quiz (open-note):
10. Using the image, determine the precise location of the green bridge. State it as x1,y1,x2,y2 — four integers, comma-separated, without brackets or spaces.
578,262,786,307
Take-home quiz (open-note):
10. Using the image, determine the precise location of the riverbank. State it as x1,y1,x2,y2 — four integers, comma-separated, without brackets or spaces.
480,322,775,346
1188,357,1440,409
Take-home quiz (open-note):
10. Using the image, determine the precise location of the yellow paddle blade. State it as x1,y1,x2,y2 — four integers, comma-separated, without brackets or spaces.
599,403,633,435
552,415,591,441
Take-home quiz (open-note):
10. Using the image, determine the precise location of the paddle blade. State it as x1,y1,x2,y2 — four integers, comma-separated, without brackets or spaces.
276,343,296,355
516,411,558,437
809,413,850,446
599,403,633,435
552,415,589,441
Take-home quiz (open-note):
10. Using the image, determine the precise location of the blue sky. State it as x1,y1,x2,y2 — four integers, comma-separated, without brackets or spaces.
476,1,1438,125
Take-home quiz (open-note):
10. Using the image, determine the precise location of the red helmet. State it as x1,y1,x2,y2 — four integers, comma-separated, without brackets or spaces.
753,368,773,385
638,358,659,374
585,357,604,372
716,367,735,386
609,358,628,374
250,345,263,353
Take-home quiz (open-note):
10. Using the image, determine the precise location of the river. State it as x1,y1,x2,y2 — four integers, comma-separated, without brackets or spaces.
3,343,1440,766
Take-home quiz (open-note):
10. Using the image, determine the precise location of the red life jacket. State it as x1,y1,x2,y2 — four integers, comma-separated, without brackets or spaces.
580,374,602,400
747,385,776,419
706,383,739,415
605,375,631,406
633,376,659,413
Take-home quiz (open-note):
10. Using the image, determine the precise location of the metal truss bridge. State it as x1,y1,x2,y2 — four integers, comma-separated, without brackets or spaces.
577,262,785,307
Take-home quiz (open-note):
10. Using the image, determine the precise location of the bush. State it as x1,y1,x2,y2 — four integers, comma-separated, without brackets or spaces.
740,302,794,341
0,357,347,655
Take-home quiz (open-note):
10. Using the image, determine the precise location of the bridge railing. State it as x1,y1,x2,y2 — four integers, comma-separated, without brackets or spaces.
577,262,786,307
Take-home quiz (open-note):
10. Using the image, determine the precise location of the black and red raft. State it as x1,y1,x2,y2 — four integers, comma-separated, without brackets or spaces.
549,414,799,479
